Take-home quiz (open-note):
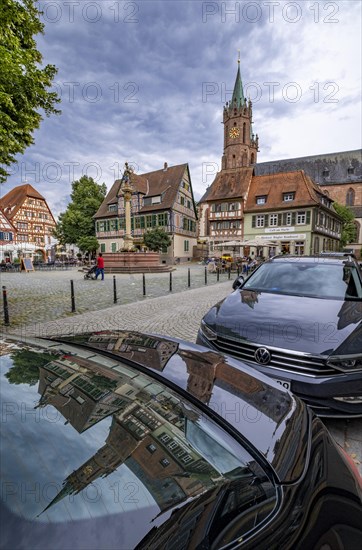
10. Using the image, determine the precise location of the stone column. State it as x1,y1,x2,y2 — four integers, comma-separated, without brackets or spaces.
121,163,134,251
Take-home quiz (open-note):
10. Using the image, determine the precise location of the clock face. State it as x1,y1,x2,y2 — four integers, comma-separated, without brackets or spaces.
229,127,240,139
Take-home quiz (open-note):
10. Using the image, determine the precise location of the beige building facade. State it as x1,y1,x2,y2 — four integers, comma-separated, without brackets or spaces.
94,163,198,263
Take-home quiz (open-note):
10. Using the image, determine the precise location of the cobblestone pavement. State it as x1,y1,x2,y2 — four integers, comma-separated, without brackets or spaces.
1,264,361,475
0,264,231,327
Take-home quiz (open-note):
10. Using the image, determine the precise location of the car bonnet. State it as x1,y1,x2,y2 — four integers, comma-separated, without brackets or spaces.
45,330,311,484
204,290,361,355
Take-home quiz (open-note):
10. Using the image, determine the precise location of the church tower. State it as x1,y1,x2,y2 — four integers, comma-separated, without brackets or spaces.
222,58,259,170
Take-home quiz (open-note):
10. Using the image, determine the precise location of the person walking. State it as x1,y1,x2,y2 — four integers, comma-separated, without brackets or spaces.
95,253,105,280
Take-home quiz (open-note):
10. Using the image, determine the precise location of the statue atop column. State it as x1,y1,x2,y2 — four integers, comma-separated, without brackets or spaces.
120,162,134,251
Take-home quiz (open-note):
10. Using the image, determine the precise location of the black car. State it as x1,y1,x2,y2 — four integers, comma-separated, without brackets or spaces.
197,254,362,418
0,331,361,549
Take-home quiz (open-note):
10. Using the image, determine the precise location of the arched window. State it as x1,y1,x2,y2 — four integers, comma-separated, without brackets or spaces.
242,122,246,143
251,153,255,164
346,188,355,206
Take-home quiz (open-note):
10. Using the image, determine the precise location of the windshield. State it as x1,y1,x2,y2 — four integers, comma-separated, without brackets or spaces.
243,261,362,299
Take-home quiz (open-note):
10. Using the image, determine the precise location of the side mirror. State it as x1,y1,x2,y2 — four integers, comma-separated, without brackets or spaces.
232,275,244,290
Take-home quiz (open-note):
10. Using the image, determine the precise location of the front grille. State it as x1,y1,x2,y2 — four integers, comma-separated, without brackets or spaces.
213,334,335,376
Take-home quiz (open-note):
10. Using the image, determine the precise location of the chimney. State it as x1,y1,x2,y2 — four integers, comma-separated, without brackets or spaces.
163,162,168,172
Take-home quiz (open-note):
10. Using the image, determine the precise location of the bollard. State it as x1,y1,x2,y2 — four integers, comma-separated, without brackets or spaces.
228,267,231,280
2,286,10,326
188,268,191,288
169,272,173,292
217,268,219,282
205,266,207,285
113,275,117,303
143,273,146,296
70,280,76,312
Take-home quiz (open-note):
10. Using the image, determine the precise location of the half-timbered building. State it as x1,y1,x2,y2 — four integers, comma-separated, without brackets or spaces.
0,184,56,261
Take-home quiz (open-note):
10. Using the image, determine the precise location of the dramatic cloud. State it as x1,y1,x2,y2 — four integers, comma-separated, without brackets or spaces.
2,0,361,215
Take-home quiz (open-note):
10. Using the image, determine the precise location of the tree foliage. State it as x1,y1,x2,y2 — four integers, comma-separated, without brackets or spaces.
333,203,356,248
0,0,61,183
77,235,99,255
53,176,107,246
5,349,57,386
143,227,171,252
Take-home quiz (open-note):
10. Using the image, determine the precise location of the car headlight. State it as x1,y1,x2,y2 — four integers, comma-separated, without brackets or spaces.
200,320,217,341
327,354,362,372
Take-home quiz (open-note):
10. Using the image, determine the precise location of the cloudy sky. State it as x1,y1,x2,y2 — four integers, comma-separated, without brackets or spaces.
3,0,362,216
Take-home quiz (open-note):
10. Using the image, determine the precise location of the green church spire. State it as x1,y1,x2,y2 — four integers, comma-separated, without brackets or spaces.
230,54,245,109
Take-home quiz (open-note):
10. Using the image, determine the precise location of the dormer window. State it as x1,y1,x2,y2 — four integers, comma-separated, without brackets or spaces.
143,195,161,206
108,204,117,212
347,165,354,175
322,168,329,177
256,195,267,205
283,192,295,202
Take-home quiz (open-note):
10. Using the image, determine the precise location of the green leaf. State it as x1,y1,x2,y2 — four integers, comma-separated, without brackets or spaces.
0,0,61,182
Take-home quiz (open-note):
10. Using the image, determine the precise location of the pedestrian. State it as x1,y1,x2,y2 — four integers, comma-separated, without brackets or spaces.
95,253,105,280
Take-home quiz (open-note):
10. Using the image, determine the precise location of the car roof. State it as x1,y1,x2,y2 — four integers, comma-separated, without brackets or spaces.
269,254,358,265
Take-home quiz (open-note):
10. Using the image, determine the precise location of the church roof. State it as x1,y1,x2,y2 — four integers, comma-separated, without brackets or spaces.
255,149,362,185
244,170,329,212
230,62,245,109
199,168,253,203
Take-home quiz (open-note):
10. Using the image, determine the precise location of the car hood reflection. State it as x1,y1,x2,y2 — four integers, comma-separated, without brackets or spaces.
205,290,362,355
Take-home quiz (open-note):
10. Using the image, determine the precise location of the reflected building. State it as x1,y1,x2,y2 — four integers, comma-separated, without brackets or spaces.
36,355,127,432
88,331,179,370
178,349,290,424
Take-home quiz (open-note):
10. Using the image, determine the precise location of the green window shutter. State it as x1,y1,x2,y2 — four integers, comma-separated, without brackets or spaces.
278,214,282,225
100,243,105,253
282,213,287,225
264,216,269,227
291,212,296,225
131,218,134,230
152,214,157,227
306,211,311,224
252,216,256,228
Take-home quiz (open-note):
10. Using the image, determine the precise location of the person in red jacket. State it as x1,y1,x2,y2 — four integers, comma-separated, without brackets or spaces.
95,253,105,280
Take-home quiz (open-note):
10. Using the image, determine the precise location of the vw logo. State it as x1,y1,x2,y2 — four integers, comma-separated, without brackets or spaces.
254,347,271,365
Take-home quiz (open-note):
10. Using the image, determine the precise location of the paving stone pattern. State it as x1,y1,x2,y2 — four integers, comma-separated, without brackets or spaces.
1,264,231,328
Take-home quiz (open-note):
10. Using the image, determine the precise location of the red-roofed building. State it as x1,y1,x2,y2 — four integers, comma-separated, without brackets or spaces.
244,171,342,256
198,62,345,258
0,184,56,261
94,162,198,263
